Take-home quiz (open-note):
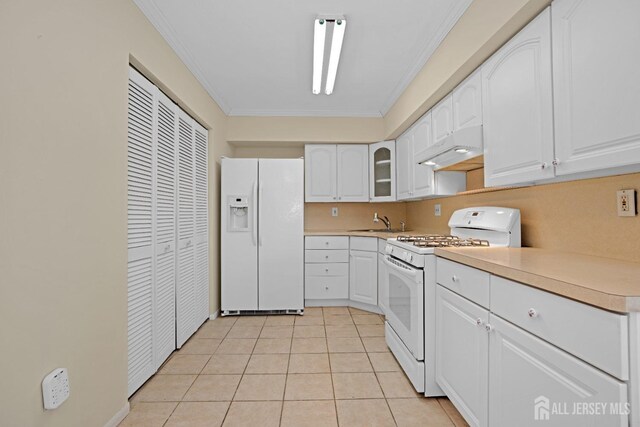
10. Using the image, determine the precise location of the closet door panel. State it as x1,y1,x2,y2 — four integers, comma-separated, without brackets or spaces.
127,68,156,396
153,92,177,368
194,123,209,325
176,112,196,348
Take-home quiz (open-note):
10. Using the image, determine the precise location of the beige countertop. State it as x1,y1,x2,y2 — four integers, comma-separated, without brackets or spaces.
435,247,640,313
304,229,415,239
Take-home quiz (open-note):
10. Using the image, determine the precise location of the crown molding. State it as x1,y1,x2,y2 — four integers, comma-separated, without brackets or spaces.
228,108,383,118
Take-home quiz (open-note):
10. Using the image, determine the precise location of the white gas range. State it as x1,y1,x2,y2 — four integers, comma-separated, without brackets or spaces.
381,207,521,396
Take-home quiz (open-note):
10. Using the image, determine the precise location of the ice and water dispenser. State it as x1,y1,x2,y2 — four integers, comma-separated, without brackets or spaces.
227,196,250,231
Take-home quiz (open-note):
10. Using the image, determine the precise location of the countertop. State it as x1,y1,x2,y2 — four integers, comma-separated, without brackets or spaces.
304,229,420,239
435,247,640,313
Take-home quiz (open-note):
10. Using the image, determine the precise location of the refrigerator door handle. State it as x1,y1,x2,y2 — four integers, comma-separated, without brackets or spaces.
258,181,264,246
252,180,258,246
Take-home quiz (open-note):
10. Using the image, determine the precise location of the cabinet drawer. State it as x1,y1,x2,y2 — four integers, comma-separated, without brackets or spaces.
305,236,349,250
305,263,349,277
305,276,349,299
350,237,378,252
491,276,629,380
305,249,349,263
436,258,490,308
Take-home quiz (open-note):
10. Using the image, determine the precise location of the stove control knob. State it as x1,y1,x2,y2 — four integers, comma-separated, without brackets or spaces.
407,254,413,262
528,308,538,318
385,245,393,254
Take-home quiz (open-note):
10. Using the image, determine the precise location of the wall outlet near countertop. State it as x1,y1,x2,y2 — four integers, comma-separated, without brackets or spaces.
331,207,338,217
434,204,441,217
617,189,636,217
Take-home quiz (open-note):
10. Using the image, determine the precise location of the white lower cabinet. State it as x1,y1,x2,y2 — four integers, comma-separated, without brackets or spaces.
436,258,630,427
436,285,489,427
349,249,377,306
489,314,628,427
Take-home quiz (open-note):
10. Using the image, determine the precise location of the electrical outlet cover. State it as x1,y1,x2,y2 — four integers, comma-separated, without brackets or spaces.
617,189,636,217
42,368,70,410
331,207,338,217
434,204,442,217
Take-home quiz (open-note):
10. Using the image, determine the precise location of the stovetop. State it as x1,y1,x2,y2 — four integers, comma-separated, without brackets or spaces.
396,235,490,248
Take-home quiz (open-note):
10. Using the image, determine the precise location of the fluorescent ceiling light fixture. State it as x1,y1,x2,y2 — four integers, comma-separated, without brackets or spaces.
455,148,470,153
312,19,326,95
312,17,346,95
421,160,437,166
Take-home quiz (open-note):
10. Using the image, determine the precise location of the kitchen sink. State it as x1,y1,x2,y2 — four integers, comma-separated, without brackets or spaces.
348,228,408,233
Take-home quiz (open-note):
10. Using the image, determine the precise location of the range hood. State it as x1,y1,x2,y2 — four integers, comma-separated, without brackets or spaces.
417,125,483,170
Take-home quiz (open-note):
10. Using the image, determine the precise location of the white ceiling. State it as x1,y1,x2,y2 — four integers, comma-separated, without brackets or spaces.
134,0,472,117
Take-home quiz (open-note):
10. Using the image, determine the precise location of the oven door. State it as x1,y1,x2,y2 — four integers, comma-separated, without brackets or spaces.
383,255,424,360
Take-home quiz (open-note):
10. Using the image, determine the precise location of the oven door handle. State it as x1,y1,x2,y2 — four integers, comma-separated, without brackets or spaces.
383,256,421,283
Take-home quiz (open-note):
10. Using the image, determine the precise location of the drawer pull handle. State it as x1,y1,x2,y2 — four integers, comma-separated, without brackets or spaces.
325,255,329,259
451,275,459,283
325,286,329,290
325,242,329,245
485,323,493,333
325,268,329,272
528,308,538,318
476,318,483,327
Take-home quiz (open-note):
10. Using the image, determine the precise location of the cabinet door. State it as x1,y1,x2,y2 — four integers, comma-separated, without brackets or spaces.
552,0,640,175
337,145,369,202
349,249,378,306
453,69,482,131
377,252,388,315
369,140,396,202
395,133,412,200
489,315,628,427
436,285,489,427
482,8,555,187
193,122,209,326
412,114,435,198
305,145,337,202
432,95,454,146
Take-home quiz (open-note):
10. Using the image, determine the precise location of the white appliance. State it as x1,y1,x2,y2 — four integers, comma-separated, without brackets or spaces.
221,158,304,314
383,207,521,395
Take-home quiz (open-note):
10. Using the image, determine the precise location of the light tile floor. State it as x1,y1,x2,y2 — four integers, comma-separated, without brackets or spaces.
122,306,469,427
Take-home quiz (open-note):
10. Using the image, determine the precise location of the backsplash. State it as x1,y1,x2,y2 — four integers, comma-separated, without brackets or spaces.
305,202,407,231
406,172,640,263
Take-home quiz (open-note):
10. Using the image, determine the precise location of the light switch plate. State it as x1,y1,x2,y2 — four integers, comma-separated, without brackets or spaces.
42,368,70,410
331,207,338,217
617,189,636,217
434,204,441,217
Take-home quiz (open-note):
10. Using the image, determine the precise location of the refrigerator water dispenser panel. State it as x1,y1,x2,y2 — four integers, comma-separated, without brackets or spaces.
228,196,250,231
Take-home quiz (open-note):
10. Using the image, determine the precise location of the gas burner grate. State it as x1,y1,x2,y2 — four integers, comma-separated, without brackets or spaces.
397,235,490,248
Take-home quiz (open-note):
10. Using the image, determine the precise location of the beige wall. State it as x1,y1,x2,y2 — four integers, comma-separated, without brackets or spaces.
406,172,640,263
0,0,229,426
384,0,550,138
227,116,385,145
305,203,407,231
233,145,304,159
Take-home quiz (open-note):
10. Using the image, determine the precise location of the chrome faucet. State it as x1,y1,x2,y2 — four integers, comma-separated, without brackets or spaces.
373,212,391,231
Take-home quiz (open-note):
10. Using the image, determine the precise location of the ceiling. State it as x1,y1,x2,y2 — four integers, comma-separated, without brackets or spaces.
134,0,472,117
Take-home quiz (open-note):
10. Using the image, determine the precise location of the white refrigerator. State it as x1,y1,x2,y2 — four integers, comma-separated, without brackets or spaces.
221,158,304,313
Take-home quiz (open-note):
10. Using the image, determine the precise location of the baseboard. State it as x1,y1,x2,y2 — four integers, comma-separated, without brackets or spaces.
209,310,220,320
104,401,129,427
303,299,383,315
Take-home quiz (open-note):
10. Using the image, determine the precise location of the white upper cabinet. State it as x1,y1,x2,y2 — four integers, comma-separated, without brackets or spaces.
395,133,412,200
432,95,454,146
453,69,482,132
482,8,554,187
305,144,368,202
337,145,369,202
412,114,435,198
552,0,640,176
369,140,396,202
305,145,337,202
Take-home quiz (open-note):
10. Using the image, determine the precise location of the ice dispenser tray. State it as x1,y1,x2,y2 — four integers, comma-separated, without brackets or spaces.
228,196,249,231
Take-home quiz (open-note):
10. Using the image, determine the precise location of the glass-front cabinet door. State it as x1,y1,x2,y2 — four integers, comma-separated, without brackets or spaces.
369,140,396,202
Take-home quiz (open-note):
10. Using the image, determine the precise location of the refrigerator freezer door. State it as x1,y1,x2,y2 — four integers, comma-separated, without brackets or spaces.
221,158,259,311
258,159,304,310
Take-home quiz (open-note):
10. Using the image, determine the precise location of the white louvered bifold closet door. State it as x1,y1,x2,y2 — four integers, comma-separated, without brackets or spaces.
194,123,209,325
176,111,197,348
153,91,177,369
127,68,156,396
